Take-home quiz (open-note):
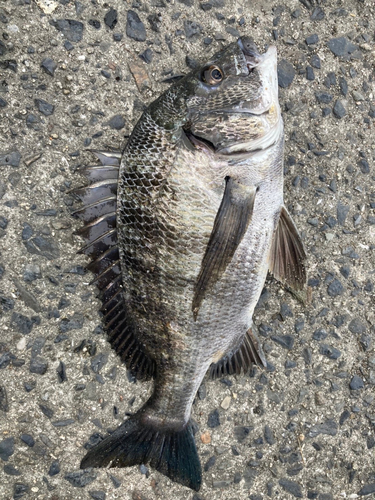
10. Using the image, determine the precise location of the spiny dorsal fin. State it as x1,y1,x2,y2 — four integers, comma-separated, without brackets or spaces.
209,327,266,379
72,149,156,381
269,206,306,292
193,177,257,320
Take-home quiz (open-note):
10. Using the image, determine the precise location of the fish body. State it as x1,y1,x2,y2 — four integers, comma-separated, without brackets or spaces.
74,37,306,490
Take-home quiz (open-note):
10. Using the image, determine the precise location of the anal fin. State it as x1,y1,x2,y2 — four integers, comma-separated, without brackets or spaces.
209,328,266,379
269,206,306,294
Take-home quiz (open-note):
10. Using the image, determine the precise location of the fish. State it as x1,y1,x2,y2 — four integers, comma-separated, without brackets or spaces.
72,36,306,491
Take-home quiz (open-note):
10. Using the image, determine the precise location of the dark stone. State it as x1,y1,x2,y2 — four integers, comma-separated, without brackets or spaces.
84,433,104,450
0,150,21,167
52,419,75,427
59,315,83,333
57,360,67,382
358,484,375,496
89,19,101,30
113,33,123,42
34,98,54,116
308,419,337,437
147,13,162,32
104,8,118,30
0,437,14,461
348,318,366,334
306,34,319,45
324,71,336,88
64,470,98,487
315,92,333,104
337,203,349,225
339,409,350,426
91,353,108,373
89,491,106,500
139,48,153,64
41,57,56,76
327,278,344,297
4,464,21,475
339,76,348,96
11,313,33,335
327,37,358,58
126,11,146,42
271,335,294,350
0,385,8,412
306,66,315,80
0,97,7,107
20,434,34,447
360,334,371,352
349,375,364,390
277,59,296,88
184,20,202,39
109,474,121,488
30,356,48,375
313,328,328,341
234,426,253,442
24,236,60,260
319,344,341,360
204,455,216,471
207,409,220,428
279,478,303,498
358,159,370,174
13,483,29,499
264,425,275,445
50,19,84,42
48,460,60,476
108,115,125,130
310,6,325,20
64,40,74,51
333,100,346,119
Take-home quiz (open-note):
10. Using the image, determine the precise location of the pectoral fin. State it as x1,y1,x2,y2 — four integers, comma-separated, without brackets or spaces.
192,177,257,320
269,206,306,293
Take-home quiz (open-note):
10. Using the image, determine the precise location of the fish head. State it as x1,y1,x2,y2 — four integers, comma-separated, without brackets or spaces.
183,37,283,155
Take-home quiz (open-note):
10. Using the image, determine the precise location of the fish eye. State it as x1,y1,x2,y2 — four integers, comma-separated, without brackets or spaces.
202,65,224,85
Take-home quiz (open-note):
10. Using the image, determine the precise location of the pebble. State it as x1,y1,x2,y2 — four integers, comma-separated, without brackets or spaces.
279,478,303,498
337,202,349,225
327,278,344,297
264,425,275,445
184,20,202,39
24,236,60,260
11,313,33,335
50,19,84,42
306,66,315,80
57,360,67,382
348,318,366,334
128,59,150,91
310,6,325,20
358,483,375,495
91,353,108,373
0,385,8,412
64,470,98,487
126,11,146,42
319,344,341,360
315,92,333,104
109,474,121,488
0,437,14,461
4,464,21,476
139,48,153,64
108,115,125,130
271,335,294,350
104,8,117,30
306,34,319,45
48,460,60,476
327,37,358,58
221,395,231,409
59,315,83,333
358,159,369,174
234,426,253,442
23,264,41,282
349,375,364,390
207,409,220,428
277,59,296,88
89,491,106,500
333,100,346,119
308,419,337,438
0,150,21,167
204,455,216,471
13,483,29,499
30,356,48,375
200,431,211,444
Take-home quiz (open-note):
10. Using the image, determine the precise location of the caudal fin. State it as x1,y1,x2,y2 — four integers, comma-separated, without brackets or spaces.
80,413,202,491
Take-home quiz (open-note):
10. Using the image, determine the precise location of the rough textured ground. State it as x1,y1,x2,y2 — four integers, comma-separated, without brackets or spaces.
0,0,375,499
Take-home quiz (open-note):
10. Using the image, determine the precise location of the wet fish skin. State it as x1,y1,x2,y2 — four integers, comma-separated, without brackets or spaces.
77,36,306,490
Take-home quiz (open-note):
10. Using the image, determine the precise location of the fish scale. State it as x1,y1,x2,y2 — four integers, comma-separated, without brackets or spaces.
74,36,306,491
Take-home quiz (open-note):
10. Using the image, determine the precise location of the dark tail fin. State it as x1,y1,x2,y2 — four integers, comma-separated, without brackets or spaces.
80,413,202,491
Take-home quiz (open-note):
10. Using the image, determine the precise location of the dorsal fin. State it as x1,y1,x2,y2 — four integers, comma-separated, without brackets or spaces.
72,150,156,381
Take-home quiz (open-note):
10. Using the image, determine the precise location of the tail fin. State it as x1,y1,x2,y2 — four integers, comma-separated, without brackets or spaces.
80,413,202,491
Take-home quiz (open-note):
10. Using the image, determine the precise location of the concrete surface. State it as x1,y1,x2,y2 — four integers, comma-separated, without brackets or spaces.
0,0,374,499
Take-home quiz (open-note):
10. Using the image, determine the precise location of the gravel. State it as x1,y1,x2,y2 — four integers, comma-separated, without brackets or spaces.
1,1,374,498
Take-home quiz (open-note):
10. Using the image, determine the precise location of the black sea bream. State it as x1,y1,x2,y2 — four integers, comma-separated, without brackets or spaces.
73,37,306,491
